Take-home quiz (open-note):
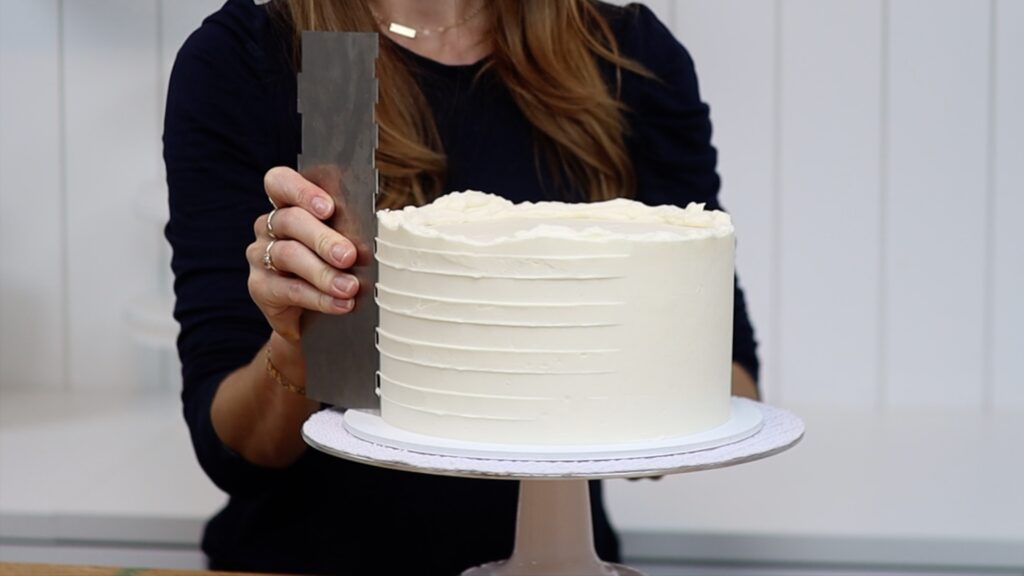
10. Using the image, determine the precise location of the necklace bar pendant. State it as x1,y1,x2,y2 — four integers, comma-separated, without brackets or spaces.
388,22,417,39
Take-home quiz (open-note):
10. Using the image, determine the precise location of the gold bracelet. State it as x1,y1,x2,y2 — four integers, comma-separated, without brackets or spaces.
266,342,306,395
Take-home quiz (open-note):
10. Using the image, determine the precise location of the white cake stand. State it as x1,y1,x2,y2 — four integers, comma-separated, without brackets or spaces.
302,398,804,576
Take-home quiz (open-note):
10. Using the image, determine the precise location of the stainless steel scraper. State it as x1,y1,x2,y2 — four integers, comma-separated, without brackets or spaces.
298,32,380,410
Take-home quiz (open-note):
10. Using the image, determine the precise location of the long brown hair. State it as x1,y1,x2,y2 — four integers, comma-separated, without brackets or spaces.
278,0,645,209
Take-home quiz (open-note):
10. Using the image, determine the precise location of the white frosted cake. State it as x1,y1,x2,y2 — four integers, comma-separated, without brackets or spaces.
374,191,735,445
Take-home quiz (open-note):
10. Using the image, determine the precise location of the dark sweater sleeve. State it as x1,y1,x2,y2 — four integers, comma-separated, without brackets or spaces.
613,3,761,382
163,3,294,495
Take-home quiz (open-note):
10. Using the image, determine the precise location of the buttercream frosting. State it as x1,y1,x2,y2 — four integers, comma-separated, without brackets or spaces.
374,191,735,445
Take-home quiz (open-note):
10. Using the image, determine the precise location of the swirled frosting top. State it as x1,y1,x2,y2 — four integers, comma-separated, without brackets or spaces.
377,190,734,245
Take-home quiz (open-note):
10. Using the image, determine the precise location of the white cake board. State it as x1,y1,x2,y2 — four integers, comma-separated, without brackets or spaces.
342,398,765,462
302,398,804,575
303,398,802,479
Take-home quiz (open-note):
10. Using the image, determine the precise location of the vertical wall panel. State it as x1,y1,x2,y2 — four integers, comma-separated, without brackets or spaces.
0,0,65,391
992,0,1024,411
674,1,779,398
63,1,162,389
885,0,990,408
777,0,883,407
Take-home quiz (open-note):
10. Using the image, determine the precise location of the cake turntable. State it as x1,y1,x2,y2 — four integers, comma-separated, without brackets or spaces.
302,397,804,575
292,30,800,576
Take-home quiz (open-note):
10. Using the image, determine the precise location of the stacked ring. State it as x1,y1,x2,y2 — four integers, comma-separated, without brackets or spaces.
263,240,278,272
266,208,279,239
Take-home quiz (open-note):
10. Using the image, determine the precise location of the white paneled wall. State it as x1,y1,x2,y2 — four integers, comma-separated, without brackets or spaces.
0,0,221,392
777,0,883,409
1,0,1023,566
992,0,1024,410
885,0,992,409
63,1,163,390
0,0,64,392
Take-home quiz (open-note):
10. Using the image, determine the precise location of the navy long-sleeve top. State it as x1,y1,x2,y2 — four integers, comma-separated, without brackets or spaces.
164,0,759,573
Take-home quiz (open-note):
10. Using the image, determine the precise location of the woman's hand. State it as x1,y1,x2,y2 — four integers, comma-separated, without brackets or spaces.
246,167,360,342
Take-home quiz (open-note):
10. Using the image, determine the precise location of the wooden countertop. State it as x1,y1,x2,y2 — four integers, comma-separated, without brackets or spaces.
0,563,283,576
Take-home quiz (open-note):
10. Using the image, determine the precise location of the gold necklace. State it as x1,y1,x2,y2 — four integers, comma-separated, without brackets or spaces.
371,1,486,39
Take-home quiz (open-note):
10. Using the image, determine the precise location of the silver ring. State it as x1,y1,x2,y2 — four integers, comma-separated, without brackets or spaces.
266,208,279,239
263,240,278,272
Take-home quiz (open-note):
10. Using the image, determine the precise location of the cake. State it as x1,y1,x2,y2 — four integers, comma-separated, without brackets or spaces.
374,191,735,445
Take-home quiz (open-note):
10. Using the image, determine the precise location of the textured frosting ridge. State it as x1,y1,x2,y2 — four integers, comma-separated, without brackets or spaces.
377,190,734,244
374,191,735,445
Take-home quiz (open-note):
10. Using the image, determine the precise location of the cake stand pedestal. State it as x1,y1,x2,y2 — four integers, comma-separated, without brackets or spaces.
302,398,804,576
462,479,639,576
